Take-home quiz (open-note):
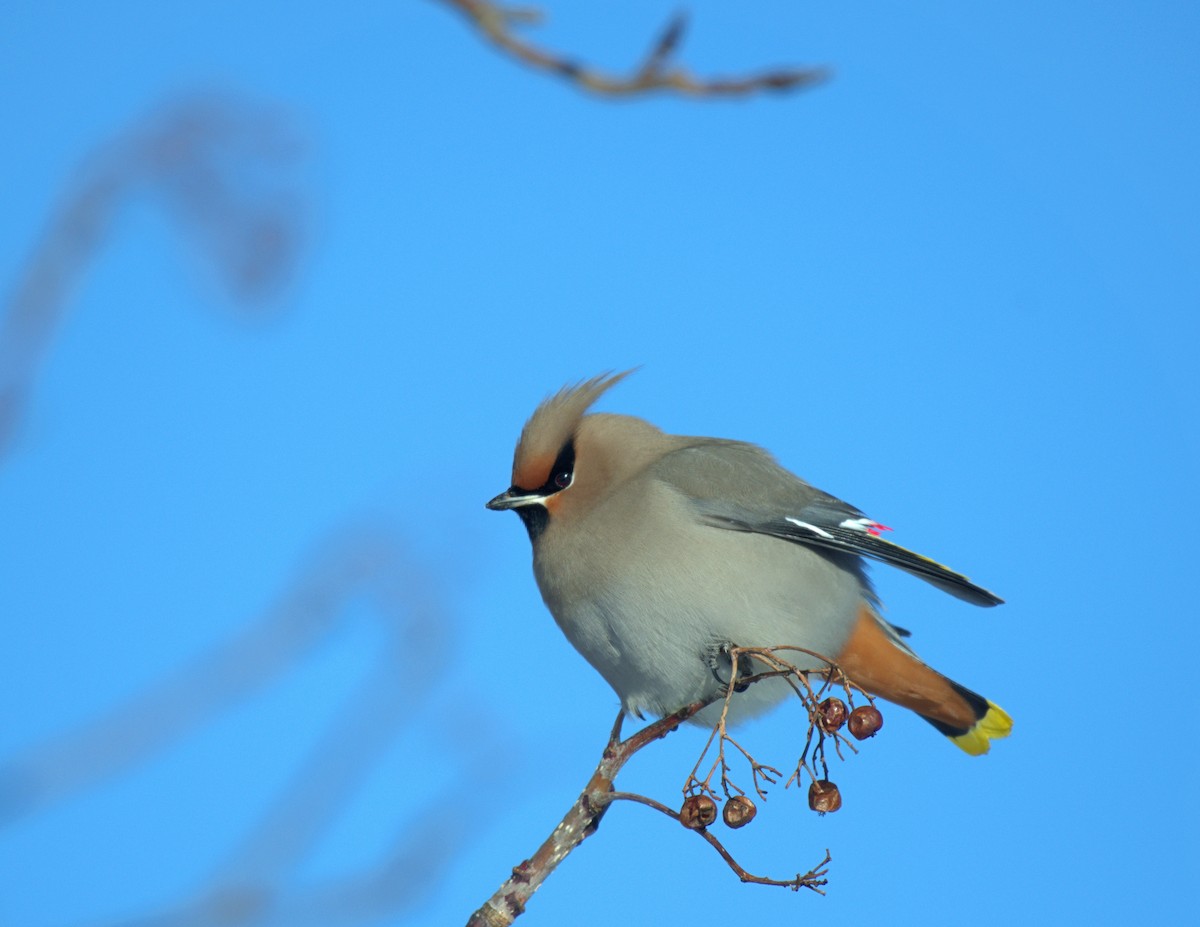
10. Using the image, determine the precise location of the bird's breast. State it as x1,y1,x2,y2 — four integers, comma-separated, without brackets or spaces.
530,482,866,716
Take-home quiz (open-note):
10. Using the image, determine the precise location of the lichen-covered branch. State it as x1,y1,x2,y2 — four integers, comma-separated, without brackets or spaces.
436,0,829,99
464,703,710,926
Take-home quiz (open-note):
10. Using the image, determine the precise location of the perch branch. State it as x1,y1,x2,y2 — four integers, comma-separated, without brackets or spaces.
465,700,711,926
436,0,829,98
466,640,858,925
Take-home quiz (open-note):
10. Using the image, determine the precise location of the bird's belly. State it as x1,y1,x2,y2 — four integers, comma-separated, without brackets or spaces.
535,520,864,721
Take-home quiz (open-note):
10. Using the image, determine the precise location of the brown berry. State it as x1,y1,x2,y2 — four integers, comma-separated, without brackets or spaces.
679,794,717,829
819,697,848,732
807,779,842,814
722,795,757,829
848,704,884,740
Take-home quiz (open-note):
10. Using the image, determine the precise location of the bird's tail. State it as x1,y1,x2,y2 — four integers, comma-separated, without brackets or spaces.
918,678,1013,756
835,604,1013,755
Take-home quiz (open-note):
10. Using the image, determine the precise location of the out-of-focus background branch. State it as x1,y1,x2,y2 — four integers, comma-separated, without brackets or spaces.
1,525,504,927
1,3,1197,926
0,98,304,461
437,1,828,97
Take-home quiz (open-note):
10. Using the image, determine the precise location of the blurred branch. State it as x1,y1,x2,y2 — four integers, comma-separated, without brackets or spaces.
0,528,405,821
0,525,507,926
436,1,829,98
0,95,306,462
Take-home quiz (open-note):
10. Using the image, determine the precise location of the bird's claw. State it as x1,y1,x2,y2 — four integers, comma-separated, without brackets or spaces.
707,643,755,693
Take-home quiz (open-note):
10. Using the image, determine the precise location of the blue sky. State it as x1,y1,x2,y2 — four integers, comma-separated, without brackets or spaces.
1,2,1197,925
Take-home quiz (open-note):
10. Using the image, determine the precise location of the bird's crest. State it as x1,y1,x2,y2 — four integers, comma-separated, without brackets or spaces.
512,371,632,490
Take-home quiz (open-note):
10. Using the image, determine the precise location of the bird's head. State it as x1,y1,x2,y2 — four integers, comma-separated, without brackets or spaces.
488,370,656,540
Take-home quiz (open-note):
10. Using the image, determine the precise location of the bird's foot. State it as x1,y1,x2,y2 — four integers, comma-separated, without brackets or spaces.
706,642,756,694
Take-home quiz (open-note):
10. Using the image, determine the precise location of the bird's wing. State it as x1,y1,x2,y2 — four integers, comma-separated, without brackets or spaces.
651,440,1003,607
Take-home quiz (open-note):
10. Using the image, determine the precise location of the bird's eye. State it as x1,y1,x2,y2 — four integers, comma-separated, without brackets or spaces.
544,440,576,494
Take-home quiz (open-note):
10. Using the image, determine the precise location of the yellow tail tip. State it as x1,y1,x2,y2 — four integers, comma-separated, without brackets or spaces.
949,701,1013,756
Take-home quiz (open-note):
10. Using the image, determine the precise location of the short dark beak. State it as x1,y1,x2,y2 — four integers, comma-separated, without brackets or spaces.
486,488,542,511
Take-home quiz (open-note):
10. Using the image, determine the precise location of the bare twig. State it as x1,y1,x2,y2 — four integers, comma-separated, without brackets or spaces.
695,645,878,796
465,701,711,927
707,845,831,895
436,0,829,99
466,642,863,925
610,792,831,894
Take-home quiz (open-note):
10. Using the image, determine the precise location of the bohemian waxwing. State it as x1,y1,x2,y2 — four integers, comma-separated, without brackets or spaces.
487,372,1012,755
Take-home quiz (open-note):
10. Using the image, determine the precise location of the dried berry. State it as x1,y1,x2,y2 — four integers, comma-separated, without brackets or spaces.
819,697,848,732
808,779,842,814
722,795,757,829
848,704,884,740
679,794,717,830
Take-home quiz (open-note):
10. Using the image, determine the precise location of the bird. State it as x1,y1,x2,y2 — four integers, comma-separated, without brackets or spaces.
487,372,1011,755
